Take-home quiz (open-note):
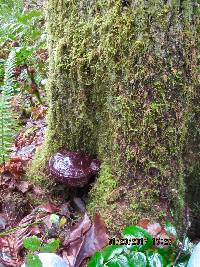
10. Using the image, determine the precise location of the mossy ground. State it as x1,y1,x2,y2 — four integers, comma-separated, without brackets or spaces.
28,0,200,234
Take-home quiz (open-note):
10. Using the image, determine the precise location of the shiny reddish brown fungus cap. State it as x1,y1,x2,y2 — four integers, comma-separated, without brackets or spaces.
48,150,100,187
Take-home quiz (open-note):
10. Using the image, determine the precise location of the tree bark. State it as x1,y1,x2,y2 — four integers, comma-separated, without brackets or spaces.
30,0,200,233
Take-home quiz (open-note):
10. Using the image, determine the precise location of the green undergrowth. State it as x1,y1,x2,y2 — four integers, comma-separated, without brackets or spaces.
89,222,194,267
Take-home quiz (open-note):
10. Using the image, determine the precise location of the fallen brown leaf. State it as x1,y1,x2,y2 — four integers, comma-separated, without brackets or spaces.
16,181,32,193
138,218,150,229
147,223,162,237
32,185,46,195
63,213,108,267
38,203,59,214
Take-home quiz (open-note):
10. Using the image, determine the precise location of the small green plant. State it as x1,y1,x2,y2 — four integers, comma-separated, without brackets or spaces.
22,214,60,267
23,236,60,267
88,222,193,267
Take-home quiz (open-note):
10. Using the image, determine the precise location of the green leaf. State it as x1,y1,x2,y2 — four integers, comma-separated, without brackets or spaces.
157,246,176,263
107,254,130,267
147,252,164,267
88,252,104,267
25,253,42,267
18,10,42,23
89,246,130,267
102,245,124,262
174,254,190,267
182,237,194,254
40,239,60,253
128,252,147,267
15,47,34,64
59,216,67,227
165,222,177,239
123,226,153,251
23,236,41,252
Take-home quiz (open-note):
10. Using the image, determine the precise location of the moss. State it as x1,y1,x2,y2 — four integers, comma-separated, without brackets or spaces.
88,163,117,212
27,192,45,206
26,145,49,185
88,173,168,234
29,0,200,233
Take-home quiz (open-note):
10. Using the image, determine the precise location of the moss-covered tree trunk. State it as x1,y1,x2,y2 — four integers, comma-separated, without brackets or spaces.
31,0,200,233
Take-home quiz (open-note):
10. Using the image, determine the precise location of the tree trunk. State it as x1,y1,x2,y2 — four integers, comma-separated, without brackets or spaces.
30,0,200,234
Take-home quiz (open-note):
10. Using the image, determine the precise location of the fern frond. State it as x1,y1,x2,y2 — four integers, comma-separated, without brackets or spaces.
0,50,18,165
4,50,16,92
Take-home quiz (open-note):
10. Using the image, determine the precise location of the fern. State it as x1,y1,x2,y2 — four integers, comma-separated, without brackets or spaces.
0,50,18,165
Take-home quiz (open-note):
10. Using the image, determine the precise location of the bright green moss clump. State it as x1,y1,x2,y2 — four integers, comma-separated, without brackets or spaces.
29,0,200,233
88,163,117,220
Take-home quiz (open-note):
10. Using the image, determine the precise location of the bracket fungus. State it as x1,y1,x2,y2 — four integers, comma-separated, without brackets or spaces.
48,150,100,187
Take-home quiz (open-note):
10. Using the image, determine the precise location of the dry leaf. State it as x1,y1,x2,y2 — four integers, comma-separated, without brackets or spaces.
63,213,108,267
